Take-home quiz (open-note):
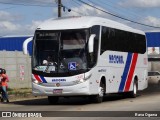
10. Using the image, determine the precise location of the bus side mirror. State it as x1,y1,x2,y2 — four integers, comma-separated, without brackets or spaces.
23,37,33,55
88,34,96,53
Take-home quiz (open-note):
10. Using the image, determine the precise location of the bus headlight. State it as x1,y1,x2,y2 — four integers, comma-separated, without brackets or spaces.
73,78,85,84
73,73,92,84
84,73,92,80
79,79,84,83
32,78,42,84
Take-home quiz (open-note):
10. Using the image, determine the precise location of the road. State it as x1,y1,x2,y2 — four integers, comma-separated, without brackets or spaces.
0,84,160,120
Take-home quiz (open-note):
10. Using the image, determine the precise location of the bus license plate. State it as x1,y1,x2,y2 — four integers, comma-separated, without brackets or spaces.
53,89,63,94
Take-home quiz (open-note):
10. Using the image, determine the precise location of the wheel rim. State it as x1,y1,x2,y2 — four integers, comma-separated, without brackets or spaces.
99,86,104,97
133,82,137,95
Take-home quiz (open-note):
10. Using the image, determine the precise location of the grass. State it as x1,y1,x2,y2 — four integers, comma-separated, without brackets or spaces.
7,88,32,96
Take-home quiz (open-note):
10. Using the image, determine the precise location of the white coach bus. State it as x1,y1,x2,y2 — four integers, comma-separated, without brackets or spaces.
23,16,148,104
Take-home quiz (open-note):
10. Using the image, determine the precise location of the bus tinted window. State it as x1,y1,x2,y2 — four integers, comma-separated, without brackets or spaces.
88,25,100,68
101,26,146,54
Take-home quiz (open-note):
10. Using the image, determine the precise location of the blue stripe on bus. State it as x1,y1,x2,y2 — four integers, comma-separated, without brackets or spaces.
118,53,132,92
39,76,47,83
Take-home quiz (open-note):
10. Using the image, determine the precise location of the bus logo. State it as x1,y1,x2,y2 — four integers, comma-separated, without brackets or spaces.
109,55,124,64
68,62,76,70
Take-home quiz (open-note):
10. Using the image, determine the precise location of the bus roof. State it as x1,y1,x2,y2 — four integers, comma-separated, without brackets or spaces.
37,16,144,35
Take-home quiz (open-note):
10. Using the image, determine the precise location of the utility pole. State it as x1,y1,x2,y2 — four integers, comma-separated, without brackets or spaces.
58,0,62,17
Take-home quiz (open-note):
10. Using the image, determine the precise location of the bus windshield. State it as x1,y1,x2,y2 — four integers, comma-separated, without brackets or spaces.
32,29,89,74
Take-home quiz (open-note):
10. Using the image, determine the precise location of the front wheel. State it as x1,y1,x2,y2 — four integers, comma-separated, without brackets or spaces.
91,82,105,103
130,80,138,98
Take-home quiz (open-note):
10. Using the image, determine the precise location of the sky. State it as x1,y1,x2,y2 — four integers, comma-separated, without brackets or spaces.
0,0,160,36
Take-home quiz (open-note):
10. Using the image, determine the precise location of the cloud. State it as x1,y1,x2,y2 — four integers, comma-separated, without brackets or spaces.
60,4,109,17
0,2,109,36
29,0,54,3
0,0,54,4
144,16,160,27
1,20,43,35
0,11,21,21
1,4,160,36
130,16,160,32
118,16,160,32
27,20,43,31
0,0,73,7
0,21,20,31
0,3,149,36
119,0,160,8
0,11,21,35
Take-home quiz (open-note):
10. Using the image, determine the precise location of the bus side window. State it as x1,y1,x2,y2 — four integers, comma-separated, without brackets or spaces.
101,27,108,54
89,25,100,68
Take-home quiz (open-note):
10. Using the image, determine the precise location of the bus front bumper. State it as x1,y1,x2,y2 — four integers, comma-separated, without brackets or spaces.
32,81,90,96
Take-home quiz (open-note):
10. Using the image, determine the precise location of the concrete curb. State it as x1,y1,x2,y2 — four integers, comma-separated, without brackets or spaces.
8,93,46,102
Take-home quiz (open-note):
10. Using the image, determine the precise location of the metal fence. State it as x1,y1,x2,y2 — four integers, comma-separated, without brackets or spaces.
0,50,31,89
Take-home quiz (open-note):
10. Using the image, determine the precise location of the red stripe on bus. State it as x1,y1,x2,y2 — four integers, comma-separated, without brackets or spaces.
34,74,42,82
124,53,138,92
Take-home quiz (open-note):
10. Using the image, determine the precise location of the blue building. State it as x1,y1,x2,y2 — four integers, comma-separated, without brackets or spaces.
0,36,32,55
146,32,160,47
146,32,160,55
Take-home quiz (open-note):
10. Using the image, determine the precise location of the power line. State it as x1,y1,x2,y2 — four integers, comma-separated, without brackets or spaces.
71,0,81,9
0,6,17,10
89,0,144,21
78,0,160,28
72,0,82,6
65,5,85,16
72,0,95,16
0,1,56,7
99,0,144,20
64,1,84,15
70,0,86,15
55,0,85,17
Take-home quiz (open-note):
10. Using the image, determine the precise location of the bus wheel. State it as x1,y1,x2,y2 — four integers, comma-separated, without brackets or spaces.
92,82,104,103
130,80,138,98
48,96,59,104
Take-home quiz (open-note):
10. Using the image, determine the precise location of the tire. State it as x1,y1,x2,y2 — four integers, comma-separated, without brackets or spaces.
91,82,105,103
48,96,59,104
130,80,138,98
158,80,160,85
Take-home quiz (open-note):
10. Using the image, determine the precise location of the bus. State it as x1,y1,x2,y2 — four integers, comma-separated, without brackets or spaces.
23,16,148,104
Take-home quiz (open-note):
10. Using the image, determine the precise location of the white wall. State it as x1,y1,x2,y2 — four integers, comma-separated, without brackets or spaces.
0,50,31,89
